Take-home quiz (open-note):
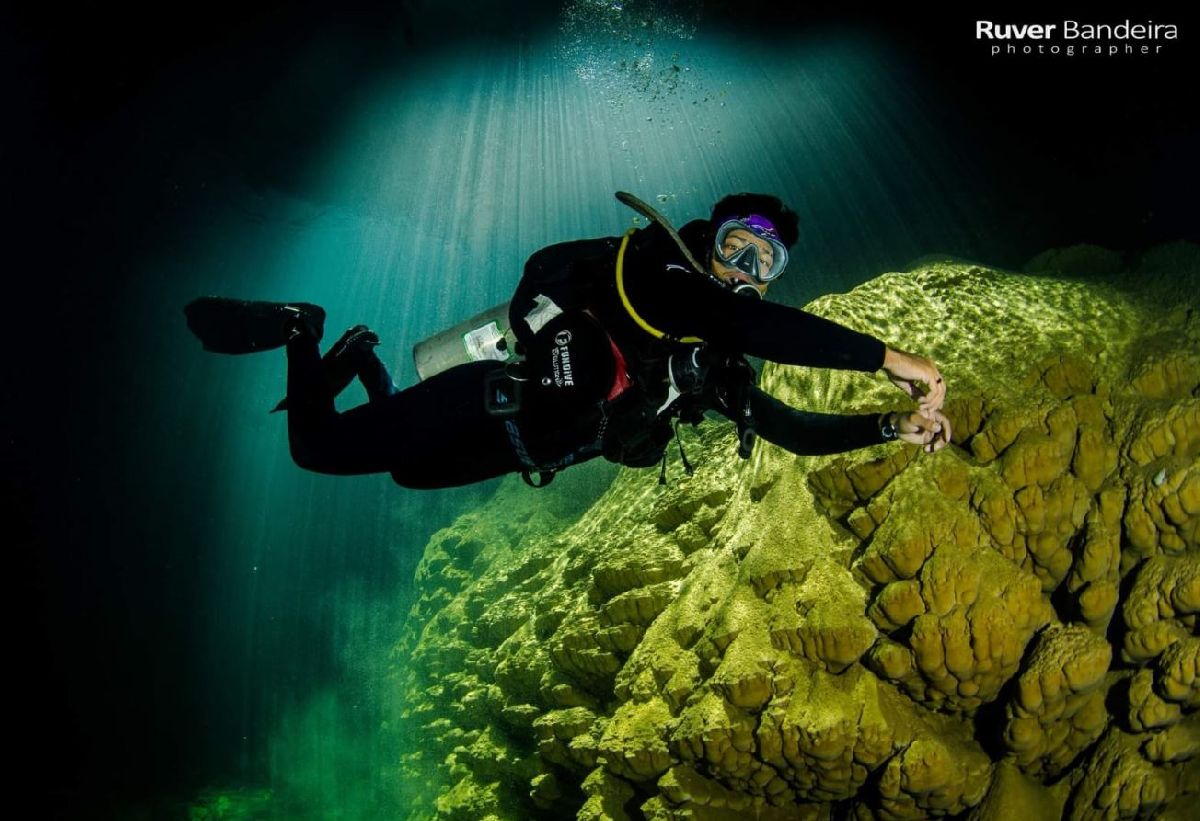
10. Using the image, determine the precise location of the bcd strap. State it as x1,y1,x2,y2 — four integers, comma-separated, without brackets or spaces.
615,229,705,345
675,420,694,475
521,470,556,488
737,425,757,459
657,420,695,486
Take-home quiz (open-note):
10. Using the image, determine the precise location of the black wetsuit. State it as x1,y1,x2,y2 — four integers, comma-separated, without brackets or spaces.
284,220,890,489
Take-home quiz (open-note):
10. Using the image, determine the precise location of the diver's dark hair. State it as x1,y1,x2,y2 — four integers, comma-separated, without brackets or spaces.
709,193,800,250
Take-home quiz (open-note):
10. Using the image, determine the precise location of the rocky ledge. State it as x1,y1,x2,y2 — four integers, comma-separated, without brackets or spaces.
394,242,1199,820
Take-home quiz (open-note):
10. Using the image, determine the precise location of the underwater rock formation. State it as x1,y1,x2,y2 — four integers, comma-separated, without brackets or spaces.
395,241,1200,820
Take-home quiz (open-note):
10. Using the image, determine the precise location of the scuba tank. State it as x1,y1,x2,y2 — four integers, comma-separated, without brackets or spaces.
412,302,517,381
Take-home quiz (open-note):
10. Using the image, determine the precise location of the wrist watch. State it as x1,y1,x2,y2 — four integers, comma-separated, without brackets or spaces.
879,412,899,441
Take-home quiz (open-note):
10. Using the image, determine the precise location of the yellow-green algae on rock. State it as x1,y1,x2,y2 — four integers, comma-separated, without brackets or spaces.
394,241,1200,820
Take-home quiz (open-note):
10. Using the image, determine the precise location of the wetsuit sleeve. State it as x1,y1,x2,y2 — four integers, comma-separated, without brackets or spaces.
731,296,885,371
747,386,886,455
625,252,886,372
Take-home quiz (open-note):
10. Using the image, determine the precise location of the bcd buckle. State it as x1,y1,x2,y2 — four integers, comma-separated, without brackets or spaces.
521,470,556,488
483,368,523,417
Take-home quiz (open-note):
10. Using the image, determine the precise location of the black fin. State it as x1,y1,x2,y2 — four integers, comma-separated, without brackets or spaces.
184,297,325,355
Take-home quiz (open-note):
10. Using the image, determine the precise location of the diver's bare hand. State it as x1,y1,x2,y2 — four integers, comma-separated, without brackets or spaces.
882,347,945,414
890,410,952,453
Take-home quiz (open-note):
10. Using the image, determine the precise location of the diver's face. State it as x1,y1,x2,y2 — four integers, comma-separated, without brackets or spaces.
710,227,774,295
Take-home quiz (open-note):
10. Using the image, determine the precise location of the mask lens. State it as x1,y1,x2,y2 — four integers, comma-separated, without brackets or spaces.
714,219,788,282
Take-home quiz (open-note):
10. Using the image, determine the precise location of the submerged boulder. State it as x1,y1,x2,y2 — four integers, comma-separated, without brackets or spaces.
395,241,1200,820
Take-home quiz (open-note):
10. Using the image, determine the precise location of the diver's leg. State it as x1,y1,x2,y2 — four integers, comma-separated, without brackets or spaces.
284,332,344,472
318,326,397,404
285,344,520,482
323,325,381,401
323,325,399,404
372,361,525,488
272,325,391,412
356,348,399,403
284,332,394,475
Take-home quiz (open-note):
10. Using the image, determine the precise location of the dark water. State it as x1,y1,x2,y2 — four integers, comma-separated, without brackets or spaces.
7,1,1196,816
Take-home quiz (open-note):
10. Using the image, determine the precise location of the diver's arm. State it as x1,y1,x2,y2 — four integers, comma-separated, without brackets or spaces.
745,387,886,456
729,297,886,372
633,265,886,372
725,296,945,412
633,265,946,412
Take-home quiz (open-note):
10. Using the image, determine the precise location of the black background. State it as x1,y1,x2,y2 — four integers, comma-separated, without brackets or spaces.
5,1,1197,815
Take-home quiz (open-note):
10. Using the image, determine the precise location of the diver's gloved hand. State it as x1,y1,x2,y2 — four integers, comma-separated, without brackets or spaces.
881,347,945,414
889,410,952,453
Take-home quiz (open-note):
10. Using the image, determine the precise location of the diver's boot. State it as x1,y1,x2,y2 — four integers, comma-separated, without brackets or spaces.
184,297,326,354
271,325,381,412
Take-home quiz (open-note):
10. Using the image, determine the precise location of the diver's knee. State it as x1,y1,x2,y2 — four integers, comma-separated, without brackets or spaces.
288,444,316,472
288,435,328,473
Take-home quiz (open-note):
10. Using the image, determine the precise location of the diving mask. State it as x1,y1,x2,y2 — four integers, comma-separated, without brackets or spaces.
713,215,789,283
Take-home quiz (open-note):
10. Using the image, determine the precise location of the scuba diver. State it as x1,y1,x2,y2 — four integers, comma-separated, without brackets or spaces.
184,192,951,490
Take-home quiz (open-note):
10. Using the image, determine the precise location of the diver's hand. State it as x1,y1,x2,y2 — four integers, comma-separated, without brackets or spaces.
882,347,945,414
890,410,952,453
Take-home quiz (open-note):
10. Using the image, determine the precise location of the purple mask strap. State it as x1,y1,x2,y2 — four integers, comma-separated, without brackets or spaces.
743,214,779,239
